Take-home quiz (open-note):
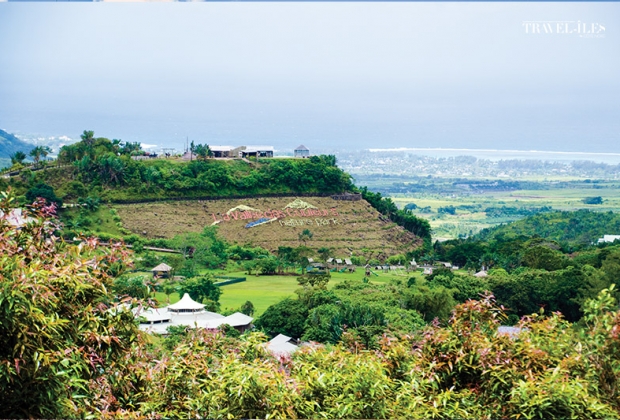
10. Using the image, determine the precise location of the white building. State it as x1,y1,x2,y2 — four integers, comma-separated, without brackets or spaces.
137,293,253,334
240,146,274,158
265,334,299,357
598,235,620,244
294,144,310,158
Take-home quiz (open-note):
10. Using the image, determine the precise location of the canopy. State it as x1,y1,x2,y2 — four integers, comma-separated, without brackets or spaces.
166,293,205,313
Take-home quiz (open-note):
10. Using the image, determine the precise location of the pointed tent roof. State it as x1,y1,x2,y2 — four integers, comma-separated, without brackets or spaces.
151,263,172,272
166,293,205,312
474,270,488,277
295,144,309,151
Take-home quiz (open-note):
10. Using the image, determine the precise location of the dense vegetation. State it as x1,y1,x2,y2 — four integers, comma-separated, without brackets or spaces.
1,132,352,204
359,186,432,243
475,209,620,247
6,131,620,417
3,198,620,418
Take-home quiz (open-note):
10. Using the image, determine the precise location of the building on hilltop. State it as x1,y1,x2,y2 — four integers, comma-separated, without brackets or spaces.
210,145,245,158
294,144,310,158
240,146,274,158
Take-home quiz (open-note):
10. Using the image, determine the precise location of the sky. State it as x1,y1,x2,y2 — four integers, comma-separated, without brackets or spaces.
0,2,618,153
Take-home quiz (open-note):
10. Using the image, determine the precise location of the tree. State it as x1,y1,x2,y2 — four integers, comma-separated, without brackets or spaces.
317,247,331,263
240,301,255,316
254,299,308,338
0,191,142,418
297,272,330,289
583,196,603,205
177,275,222,307
112,275,150,299
9,150,26,165
25,183,63,208
81,130,95,148
190,140,195,161
522,245,566,271
298,229,313,245
195,144,212,160
162,280,177,304
258,257,279,275
77,196,101,212
29,145,51,166
96,155,126,186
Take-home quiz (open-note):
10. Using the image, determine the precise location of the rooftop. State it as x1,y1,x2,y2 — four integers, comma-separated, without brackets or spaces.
244,145,274,153
151,263,172,272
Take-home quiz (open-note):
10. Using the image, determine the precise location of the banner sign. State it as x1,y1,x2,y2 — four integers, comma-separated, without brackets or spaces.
212,207,339,223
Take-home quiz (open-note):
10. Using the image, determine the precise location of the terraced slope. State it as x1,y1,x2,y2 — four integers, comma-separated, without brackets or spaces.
116,196,420,258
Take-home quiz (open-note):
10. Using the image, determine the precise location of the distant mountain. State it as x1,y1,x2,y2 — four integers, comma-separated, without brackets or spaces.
0,129,34,159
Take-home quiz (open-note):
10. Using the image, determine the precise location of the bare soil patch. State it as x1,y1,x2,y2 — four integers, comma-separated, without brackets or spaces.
115,196,420,257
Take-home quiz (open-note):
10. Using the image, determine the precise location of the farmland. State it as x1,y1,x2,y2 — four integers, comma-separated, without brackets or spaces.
385,181,620,240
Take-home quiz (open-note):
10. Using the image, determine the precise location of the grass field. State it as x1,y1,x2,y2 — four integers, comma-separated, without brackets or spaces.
153,268,420,316
390,186,620,240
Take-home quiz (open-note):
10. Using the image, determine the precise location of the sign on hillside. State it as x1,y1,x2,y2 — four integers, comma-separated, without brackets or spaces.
210,199,340,228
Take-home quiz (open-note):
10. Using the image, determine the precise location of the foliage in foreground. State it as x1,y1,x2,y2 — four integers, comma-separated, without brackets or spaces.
3,191,620,419
0,191,144,418
115,290,620,419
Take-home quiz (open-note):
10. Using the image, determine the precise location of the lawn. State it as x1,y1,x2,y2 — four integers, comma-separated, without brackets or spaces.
153,268,418,316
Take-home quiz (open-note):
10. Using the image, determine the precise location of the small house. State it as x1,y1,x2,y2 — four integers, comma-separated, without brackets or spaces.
241,146,274,158
210,145,245,158
151,263,173,279
294,144,310,158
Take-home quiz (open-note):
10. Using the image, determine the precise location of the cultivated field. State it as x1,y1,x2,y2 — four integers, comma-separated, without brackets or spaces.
390,185,620,240
115,196,420,257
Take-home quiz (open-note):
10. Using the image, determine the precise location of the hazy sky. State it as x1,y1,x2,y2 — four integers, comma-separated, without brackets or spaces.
0,3,618,152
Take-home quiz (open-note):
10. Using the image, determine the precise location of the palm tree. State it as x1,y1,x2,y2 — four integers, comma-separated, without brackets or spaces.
10,151,26,165
80,130,95,148
195,144,213,161
29,146,51,167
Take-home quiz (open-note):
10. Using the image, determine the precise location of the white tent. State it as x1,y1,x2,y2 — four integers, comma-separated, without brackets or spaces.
166,293,205,313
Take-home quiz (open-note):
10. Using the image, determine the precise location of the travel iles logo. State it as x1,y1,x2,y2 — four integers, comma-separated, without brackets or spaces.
522,21,606,38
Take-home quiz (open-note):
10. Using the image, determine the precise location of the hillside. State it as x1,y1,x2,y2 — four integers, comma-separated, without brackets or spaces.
0,129,33,159
475,209,620,245
1,132,430,255
115,196,420,257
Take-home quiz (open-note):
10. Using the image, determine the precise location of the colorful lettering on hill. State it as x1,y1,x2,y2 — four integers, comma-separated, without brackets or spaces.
212,206,339,224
